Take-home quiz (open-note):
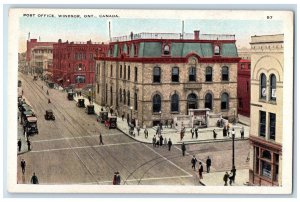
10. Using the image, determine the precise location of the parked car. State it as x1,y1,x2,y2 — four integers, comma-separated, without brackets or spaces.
85,105,95,114
44,109,55,120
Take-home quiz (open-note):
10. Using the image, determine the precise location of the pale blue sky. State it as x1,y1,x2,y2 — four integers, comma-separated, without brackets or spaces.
19,17,283,52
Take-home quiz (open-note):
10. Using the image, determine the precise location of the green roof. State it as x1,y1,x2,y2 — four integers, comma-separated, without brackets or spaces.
113,44,119,57
221,43,238,57
138,42,162,57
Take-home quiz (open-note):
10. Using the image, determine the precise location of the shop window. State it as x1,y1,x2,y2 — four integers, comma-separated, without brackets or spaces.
261,161,272,179
270,74,277,101
153,67,161,83
171,94,179,112
205,66,212,82
172,67,179,82
259,111,266,137
189,67,196,81
153,94,161,113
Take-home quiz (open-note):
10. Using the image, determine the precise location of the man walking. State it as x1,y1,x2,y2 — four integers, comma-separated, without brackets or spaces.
159,135,163,147
116,171,121,185
213,129,217,139
27,139,31,151
20,159,26,175
199,162,204,179
181,142,186,156
152,136,156,147
30,172,39,184
223,172,229,186
168,138,172,151
191,127,195,139
231,166,236,183
144,128,148,138
18,139,22,152
206,156,212,173
223,126,227,137
191,155,197,171
195,127,198,139
240,126,245,139
99,132,104,145
136,126,140,136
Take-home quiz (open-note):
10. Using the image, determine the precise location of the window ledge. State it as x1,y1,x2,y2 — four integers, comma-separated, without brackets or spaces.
152,82,161,84
170,111,180,114
268,100,277,105
259,99,267,103
221,109,229,112
152,112,162,115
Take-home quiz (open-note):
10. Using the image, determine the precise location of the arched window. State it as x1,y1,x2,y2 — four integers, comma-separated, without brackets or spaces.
153,67,161,83
123,89,126,104
153,94,161,112
127,90,130,106
163,44,170,55
260,73,267,99
205,93,213,109
171,94,179,112
134,92,138,110
270,74,276,101
119,88,122,103
128,65,131,80
221,93,229,110
172,67,179,82
189,67,196,81
214,45,220,55
187,93,198,110
205,66,212,82
222,66,229,81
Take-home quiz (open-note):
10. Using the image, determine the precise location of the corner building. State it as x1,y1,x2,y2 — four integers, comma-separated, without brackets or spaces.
95,31,240,127
249,34,283,186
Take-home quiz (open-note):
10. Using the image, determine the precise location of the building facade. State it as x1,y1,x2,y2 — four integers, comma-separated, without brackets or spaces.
249,34,283,186
95,31,240,127
237,59,251,117
238,47,251,60
30,46,53,76
52,39,107,88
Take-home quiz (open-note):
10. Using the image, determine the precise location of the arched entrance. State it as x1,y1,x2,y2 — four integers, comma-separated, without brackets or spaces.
187,93,198,114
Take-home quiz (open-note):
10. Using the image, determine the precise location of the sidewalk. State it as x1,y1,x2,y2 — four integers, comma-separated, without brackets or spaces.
73,95,250,145
201,169,250,186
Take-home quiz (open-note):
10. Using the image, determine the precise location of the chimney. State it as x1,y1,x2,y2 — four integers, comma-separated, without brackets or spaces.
194,30,200,40
58,39,62,43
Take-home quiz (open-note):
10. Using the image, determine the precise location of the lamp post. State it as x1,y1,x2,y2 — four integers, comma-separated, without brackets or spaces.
130,106,133,124
232,130,235,169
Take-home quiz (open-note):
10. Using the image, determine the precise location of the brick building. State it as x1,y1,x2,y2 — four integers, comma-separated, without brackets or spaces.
52,39,108,88
26,39,55,74
248,34,284,186
95,31,241,127
237,59,251,117
30,46,53,76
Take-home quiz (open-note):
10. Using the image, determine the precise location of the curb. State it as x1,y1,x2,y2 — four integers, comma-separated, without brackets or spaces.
116,127,153,145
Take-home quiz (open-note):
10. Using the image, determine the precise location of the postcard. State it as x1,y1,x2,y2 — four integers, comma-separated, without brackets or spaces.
7,8,294,194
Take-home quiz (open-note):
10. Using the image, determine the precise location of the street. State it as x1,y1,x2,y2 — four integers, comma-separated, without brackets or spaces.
17,73,250,185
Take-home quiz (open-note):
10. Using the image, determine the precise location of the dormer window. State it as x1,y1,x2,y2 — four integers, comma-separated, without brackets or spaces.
163,44,170,55
214,45,220,55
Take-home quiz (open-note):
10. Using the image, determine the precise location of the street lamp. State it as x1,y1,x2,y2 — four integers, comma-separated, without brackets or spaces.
232,131,235,169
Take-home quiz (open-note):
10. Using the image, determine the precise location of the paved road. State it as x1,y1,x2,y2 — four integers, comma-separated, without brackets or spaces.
17,73,250,185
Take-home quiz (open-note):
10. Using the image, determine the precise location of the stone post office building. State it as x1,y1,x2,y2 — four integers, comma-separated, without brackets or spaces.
94,31,241,127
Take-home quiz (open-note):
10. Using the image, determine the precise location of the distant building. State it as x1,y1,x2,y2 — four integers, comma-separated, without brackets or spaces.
237,59,251,117
52,39,108,88
249,34,284,186
95,31,241,127
30,46,53,77
238,47,251,60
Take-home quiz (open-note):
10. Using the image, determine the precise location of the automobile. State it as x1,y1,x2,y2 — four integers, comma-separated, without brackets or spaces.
104,115,117,129
47,81,55,89
76,98,85,108
85,104,95,114
44,109,55,120
33,76,38,81
67,92,74,100
24,116,38,135
20,103,32,112
97,111,108,123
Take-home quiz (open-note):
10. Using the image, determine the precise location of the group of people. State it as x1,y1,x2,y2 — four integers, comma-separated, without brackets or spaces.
112,171,121,185
223,166,237,186
189,127,199,139
191,156,212,180
20,159,39,184
223,124,245,139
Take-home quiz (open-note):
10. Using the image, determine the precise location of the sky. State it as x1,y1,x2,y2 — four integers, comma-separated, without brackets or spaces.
18,17,283,52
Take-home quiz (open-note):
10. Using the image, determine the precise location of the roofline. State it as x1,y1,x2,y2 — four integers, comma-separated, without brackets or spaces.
108,39,236,45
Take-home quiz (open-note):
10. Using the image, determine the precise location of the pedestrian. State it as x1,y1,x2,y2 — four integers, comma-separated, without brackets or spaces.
152,136,156,147
156,127,160,135
195,127,198,139
229,171,234,186
191,155,197,171
23,125,26,135
168,138,172,151
226,123,230,136
113,172,117,185
191,127,195,139
231,166,236,183
20,159,26,175
223,126,227,137
159,122,163,131
240,126,245,139
181,142,186,156
122,113,125,121
206,156,212,173
48,98,51,104
223,172,229,186
46,90,49,95
144,128,148,138
27,139,31,151
170,119,173,128
231,128,235,138
213,129,217,139
165,120,168,128
159,135,163,146
22,90,24,96
110,108,113,116
136,126,140,136
99,132,104,145
199,162,204,179
30,172,39,184
116,171,121,185
164,137,167,147
156,138,160,147
18,139,22,152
